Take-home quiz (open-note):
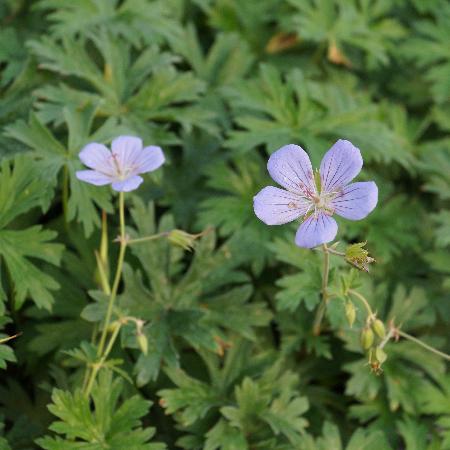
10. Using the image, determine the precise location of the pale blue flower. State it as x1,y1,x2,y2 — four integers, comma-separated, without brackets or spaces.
253,140,378,248
76,136,165,192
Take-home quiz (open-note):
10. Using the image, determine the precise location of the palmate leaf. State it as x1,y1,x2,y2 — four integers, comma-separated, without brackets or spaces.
0,156,63,310
286,0,405,69
420,138,450,201
159,354,309,449
225,64,413,169
197,0,281,52
418,374,450,448
36,0,180,45
28,31,216,142
167,25,255,87
0,27,27,87
299,421,392,450
5,107,116,236
37,371,166,450
402,5,450,103
0,227,62,310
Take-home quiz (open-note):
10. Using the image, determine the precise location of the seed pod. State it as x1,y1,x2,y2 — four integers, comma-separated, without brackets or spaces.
361,327,374,350
137,333,148,355
375,346,387,364
345,301,356,328
372,319,386,339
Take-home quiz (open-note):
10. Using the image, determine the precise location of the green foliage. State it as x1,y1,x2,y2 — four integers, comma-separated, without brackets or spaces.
37,371,165,450
286,0,406,69
0,156,63,310
0,0,449,448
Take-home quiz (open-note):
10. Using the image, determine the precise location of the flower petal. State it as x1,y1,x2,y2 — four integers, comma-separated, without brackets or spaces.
76,170,112,186
111,175,143,192
331,181,378,220
111,136,143,167
254,186,309,225
320,140,363,193
135,146,165,173
267,144,316,197
79,143,112,172
295,212,338,248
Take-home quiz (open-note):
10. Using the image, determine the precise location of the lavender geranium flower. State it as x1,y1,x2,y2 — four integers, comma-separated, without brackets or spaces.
253,140,378,248
76,136,165,192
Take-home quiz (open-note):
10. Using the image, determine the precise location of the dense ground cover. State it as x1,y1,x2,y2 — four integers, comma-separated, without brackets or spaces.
0,0,449,448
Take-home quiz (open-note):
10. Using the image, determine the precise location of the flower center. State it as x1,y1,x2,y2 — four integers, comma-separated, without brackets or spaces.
111,153,136,180
307,188,342,218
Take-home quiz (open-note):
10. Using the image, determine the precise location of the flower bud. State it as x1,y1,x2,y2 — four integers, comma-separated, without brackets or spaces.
361,327,374,350
372,319,386,339
167,230,199,251
375,346,387,364
137,332,148,355
345,301,356,328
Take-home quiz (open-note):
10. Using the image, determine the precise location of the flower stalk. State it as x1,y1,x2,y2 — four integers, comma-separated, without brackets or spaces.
313,243,330,335
97,192,126,357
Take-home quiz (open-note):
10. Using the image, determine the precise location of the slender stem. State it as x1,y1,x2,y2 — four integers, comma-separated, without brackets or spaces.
62,164,69,229
348,289,373,318
84,323,122,396
127,232,169,245
379,327,394,350
398,330,450,361
327,248,345,257
313,244,330,335
97,192,126,357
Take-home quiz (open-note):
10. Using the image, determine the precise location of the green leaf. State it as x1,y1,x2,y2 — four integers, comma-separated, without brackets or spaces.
37,371,166,450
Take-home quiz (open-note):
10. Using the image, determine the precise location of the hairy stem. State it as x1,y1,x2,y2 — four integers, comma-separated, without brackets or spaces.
97,192,126,357
348,289,373,318
84,322,122,396
313,244,330,336
398,330,450,361
127,231,169,245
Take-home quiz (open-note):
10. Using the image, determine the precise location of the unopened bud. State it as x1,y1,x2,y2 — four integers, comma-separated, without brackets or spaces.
345,301,356,328
361,327,374,350
137,332,148,355
372,319,386,339
167,229,200,251
375,346,387,364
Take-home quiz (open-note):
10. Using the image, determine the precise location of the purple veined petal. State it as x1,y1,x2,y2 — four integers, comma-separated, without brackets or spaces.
76,170,112,186
254,186,310,225
135,146,165,173
331,181,378,220
295,212,338,248
320,140,363,193
111,175,144,192
267,144,316,198
111,136,143,168
79,143,113,173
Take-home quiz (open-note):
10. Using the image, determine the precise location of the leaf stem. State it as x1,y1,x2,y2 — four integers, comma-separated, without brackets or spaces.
313,243,330,335
397,330,450,361
327,248,345,257
127,232,169,245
